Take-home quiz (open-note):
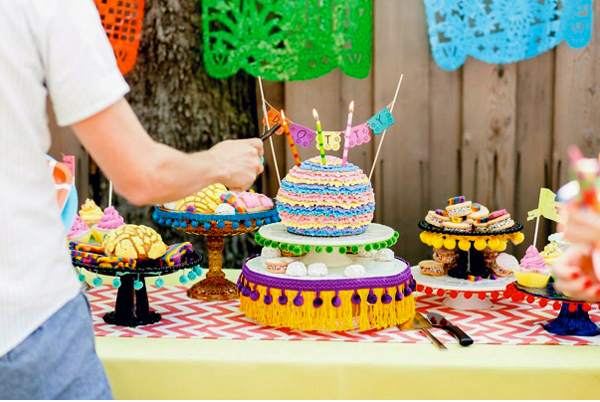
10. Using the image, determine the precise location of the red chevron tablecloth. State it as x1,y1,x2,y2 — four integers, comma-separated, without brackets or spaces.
87,285,600,345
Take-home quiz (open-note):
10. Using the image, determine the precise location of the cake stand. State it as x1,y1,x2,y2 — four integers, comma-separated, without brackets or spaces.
411,267,512,310
153,207,280,301
256,223,399,268
239,253,416,331
504,281,600,336
73,251,202,327
418,220,524,279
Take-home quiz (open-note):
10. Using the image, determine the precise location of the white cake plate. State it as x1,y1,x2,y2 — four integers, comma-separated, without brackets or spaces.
258,223,396,268
411,267,513,310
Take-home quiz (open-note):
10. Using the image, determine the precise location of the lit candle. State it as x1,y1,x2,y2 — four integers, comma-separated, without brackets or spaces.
312,109,326,165
342,100,354,167
281,110,301,167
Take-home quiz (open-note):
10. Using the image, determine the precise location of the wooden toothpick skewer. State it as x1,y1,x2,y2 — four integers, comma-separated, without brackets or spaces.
258,76,281,185
368,74,404,181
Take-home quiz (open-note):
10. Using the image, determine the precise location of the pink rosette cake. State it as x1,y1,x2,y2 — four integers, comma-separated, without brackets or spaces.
91,206,126,243
67,215,93,243
276,156,375,237
514,245,551,288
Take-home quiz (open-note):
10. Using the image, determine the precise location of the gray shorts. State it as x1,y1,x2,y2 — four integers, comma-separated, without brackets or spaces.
0,293,113,399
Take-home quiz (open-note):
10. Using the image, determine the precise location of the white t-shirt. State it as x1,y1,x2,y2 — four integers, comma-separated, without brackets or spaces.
0,0,129,357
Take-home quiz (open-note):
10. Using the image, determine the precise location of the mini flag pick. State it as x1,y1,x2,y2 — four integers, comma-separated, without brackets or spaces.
263,108,289,135
289,123,316,148
367,107,395,134
527,188,566,224
348,123,371,148
316,131,342,151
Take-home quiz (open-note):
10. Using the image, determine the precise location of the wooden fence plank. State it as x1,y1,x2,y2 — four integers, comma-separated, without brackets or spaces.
553,0,600,188
374,0,430,264
515,52,555,253
461,61,517,216
428,64,462,208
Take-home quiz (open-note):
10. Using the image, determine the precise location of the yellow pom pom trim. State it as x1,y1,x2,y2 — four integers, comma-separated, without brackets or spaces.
497,241,508,252
511,232,525,245
487,238,500,250
458,239,471,251
432,236,445,250
474,238,487,251
443,237,457,250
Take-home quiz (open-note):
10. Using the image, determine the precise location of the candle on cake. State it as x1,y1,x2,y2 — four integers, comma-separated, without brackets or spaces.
312,108,326,165
342,100,354,167
281,110,301,167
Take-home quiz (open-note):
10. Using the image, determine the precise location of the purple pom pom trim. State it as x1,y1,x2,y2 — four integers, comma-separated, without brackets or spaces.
367,289,377,305
278,290,288,305
381,293,393,304
313,297,324,308
395,286,404,301
241,286,251,297
264,294,273,305
293,291,304,307
250,290,260,301
351,291,361,305
404,286,413,297
332,291,342,308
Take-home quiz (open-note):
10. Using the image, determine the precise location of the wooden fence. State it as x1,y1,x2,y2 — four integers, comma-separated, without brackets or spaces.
50,0,600,266
259,0,600,264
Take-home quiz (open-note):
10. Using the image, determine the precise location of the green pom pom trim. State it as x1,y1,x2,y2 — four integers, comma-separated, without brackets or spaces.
303,245,311,253
280,243,289,251
379,241,388,249
325,246,334,253
315,246,323,253
264,239,272,247
256,237,265,246
364,244,372,252
393,231,400,239
350,245,359,253
271,241,279,248
293,247,303,255
338,247,347,254
386,239,394,247
373,243,381,250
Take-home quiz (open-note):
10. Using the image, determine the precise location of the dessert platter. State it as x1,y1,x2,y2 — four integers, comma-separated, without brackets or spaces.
239,156,416,331
417,197,525,309
153,184,280,301
69,200,202,326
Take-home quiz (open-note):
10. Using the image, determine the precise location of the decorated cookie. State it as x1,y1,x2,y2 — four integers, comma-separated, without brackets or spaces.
174,183,229,214
468,203,490,220
344,264,366,278
418,260,445,276
161,242,194,266
445,196,472,218
443,220,472,233
486,210,514,231
495,253,518,277
425,209,451,228
286,261,308,277
232,191,274,213
266,257,294,274
473,220,489,233
374,248,395,262
307,263,328,277
79,199,104,227
103,224,167,260
220,193,246,213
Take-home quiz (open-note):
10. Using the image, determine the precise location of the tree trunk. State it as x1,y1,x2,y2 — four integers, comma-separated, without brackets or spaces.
92,0,260,268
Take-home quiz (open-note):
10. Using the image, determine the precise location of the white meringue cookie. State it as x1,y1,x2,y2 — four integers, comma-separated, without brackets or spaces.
375,248,395,262
344,264,366,278
286,262,308,277
307,263,328,277
261,247,281,259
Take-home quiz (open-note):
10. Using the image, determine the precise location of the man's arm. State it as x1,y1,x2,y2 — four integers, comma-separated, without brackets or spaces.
71,98,264,206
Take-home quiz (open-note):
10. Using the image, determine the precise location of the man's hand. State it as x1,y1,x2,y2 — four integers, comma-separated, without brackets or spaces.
207,139,264,191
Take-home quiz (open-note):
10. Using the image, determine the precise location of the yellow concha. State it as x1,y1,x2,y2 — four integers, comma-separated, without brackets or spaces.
174,183,228,213
103,224,167,260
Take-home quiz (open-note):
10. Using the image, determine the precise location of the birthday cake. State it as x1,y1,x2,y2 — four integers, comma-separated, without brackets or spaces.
276,155,375,237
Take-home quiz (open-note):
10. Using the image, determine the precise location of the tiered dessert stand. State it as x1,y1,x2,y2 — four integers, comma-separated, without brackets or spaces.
153,207,280,301
417,220,524,310
73,251,202,326
504,281,600,336
238,223,416,331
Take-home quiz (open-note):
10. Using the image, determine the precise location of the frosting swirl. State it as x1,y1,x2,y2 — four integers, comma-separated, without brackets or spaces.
519,246,548,273
68,215,90,239
79,199,104,226
96,206,125,230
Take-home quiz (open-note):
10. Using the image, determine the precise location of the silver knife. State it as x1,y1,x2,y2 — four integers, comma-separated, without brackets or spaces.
399,312,447,351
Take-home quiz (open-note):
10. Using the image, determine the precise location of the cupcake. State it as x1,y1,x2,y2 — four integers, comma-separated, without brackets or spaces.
495,253,518,277
265,257,294,274
91,206,125,243
445,196,472,218
541,241,563,266
67,215,93,243
78,199,104,227
419,260,445,276
514,246,551,288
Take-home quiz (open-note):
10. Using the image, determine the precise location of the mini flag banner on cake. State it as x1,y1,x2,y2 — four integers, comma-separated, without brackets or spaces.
93,0,145,75
425,0,593,71
262,106,395,150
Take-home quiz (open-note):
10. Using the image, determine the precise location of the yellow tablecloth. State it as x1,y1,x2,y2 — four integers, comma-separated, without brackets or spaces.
87,270,600,400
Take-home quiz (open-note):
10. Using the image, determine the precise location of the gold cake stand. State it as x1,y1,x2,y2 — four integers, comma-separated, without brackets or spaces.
153,207,280,301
